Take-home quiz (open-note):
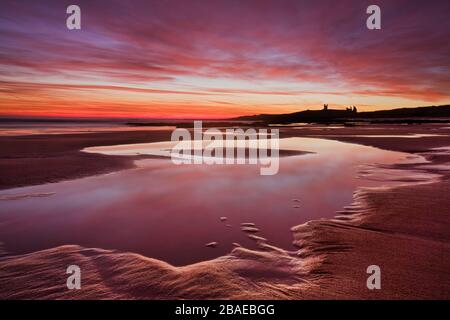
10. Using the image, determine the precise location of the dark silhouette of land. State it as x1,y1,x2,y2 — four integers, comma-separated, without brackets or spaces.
122,104,450,127
232,104,450,125
3,104,449,128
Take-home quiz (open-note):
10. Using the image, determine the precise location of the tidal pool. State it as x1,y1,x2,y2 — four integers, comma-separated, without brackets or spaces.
0,138,435,265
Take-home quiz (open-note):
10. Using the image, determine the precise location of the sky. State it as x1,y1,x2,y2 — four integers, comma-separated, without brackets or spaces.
0,0,449,119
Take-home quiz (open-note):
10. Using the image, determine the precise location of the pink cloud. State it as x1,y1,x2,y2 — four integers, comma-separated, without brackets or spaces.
0,0,449,117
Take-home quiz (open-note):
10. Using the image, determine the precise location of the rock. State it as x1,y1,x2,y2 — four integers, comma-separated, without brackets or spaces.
241,226,259,233
240,222,256,227
248,235,267,242
205,242,218,248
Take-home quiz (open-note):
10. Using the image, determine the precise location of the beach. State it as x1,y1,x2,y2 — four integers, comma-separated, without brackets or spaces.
0,130,171,190
0,124,449,299
1,0,449,304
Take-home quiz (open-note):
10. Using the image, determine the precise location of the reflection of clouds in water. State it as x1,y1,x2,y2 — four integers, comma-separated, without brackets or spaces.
0,138,437,265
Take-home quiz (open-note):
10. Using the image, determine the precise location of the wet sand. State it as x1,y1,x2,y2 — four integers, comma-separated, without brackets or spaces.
0,130,307,190
0,124,450,299
0,131,171,190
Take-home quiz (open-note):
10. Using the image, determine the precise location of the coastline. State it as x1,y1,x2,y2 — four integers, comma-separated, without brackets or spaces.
0,125,449,299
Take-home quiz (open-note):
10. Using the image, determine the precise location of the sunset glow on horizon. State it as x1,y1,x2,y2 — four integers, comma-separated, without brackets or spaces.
1,0,449,119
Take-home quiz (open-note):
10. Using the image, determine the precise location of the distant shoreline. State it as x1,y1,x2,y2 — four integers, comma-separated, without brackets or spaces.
1,104,449,124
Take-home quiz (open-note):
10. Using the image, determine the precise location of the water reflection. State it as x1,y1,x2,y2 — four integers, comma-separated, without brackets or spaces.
0,138,435,265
